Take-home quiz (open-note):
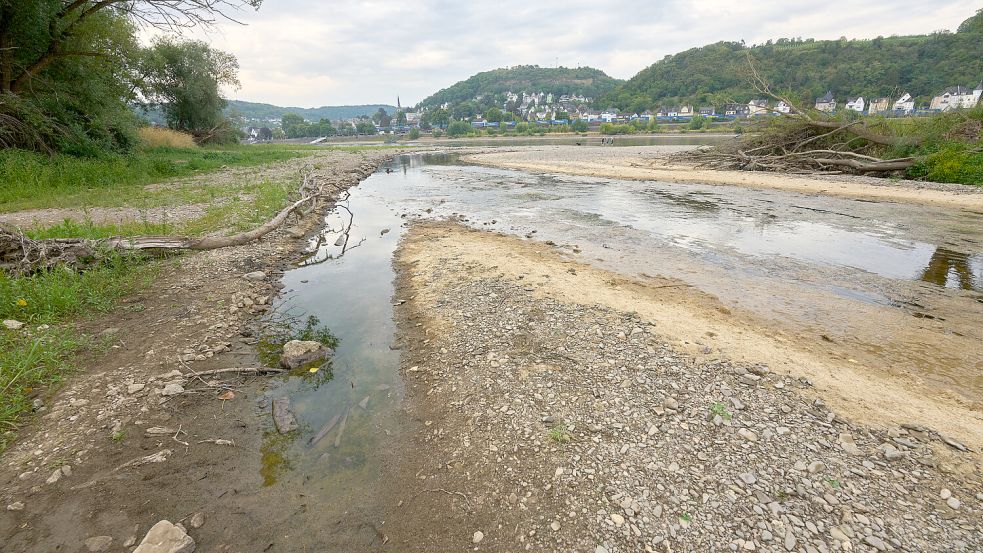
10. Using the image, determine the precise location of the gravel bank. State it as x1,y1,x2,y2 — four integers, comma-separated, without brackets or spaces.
389,224,982,552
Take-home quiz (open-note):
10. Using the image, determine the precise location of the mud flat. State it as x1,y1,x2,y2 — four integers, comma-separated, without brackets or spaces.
386,221,982,552
465,145,983,210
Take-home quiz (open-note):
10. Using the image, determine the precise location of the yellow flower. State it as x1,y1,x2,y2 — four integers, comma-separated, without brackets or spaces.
16,299,27,307
309,367,319,373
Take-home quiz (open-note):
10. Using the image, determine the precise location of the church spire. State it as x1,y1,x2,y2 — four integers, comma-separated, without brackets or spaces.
397,96,401,110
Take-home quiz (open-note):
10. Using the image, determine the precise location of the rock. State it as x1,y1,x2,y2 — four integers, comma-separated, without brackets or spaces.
243,271,266,281
6,501,24,511
830,527,849,542
3,319,24,330
123,536,137,547
85,536,113,552
272,398,298,433
550,521,560,531
31,398,44,411
738,428,758,442
472,531,484,544
595,546,609,553
128,383,146,394
161,383,185,396
863,535,886,551
133,520,195,553
280,340,329,369
610,513,625,526
663,397,679,410
939,488,951,500
98,327,120,338
807,461,825,474
189,512,205,529
946,496,960,510
783,530,796,551
45,468,62,484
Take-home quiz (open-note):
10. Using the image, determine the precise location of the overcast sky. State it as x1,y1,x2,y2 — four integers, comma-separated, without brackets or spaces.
170,0,977,108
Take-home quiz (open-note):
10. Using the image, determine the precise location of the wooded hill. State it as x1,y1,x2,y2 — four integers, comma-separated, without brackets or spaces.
418,66,622,109
603,9,983,113
224,100,398,122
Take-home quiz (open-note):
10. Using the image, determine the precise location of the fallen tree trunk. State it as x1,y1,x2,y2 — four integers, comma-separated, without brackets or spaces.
2,172,335,275
811,158,915,172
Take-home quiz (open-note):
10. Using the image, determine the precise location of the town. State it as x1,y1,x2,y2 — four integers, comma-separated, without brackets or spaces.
244,81,983,140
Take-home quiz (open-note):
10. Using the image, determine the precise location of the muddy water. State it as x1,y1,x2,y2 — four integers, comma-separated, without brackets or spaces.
263,152,982,525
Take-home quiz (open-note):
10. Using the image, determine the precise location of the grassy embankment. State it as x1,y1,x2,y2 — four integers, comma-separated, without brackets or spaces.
0,137,343,452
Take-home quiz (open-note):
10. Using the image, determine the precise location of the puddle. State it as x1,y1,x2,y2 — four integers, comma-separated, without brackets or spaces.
260,151,983,505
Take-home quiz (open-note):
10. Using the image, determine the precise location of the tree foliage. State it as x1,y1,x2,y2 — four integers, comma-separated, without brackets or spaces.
0,0,261,153
604,10,983,111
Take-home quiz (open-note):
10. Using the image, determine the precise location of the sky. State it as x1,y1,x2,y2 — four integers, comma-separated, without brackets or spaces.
162,0,977,108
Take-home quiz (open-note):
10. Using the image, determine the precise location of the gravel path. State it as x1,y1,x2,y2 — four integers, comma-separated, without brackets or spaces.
391,231,983,552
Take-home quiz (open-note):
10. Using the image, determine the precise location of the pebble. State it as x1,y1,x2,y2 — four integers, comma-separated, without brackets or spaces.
189,512,205,528
550,521,560,531
610,513,625,527
243,271,266,281
738,428,758,442
472,531,484,543
939,488,951,500
128,383,146,394
946,496,960,510
783,530,796,551
161,383,185,396
595,547,609,553
863,535,887,551
85,536,113,552
6,501,25,511
3,319,24,330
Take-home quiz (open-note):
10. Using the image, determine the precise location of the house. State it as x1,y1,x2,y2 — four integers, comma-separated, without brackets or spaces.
678,105,694,117
892,93,915,113
656,107,669,117
845,96,865,112
748,99,769,116
815,91,836,112
600,109,619,122
774,101,792,114
867,97,890,115
698,106,715,116
930,83,983,111
667,107,680,117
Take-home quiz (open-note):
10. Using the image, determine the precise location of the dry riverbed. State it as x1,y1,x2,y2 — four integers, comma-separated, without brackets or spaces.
387,222,982,552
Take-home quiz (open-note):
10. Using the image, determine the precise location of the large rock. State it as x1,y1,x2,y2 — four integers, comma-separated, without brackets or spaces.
3,319,24,330
272,398,298,433
279,340,328,369
133,520,195,553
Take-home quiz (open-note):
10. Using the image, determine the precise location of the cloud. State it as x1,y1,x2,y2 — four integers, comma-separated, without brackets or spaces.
159,0,976,107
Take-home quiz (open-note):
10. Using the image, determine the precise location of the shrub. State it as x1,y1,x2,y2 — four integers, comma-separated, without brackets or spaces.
138,127,197,149
908,142,983,185
446,121,473,138
408,128,421,140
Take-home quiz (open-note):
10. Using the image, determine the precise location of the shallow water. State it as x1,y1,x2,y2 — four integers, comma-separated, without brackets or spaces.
263,151,982,507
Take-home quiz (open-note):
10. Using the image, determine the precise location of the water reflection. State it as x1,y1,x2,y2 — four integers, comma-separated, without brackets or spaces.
920,248,979,290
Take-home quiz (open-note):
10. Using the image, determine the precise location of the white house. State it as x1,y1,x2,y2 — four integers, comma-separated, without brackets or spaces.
774,100,792,114
600,109,619,122
815,91,836,112
892,92,915,113
845,96,865,112
930,83,983,111
679,105,694,116
748,99,769,116
867,97,890,115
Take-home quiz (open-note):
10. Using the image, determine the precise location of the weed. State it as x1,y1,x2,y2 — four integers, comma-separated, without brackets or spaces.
827,478,841,489
710,402,733,420
111,430,125,442
680,512,693,523
547,425,572,444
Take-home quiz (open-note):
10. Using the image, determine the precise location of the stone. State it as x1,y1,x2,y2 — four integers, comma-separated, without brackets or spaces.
45,468,62,484
128,383,146,394
863,535,886,551
161,383,185,396
939,488,951,500
123,536,137,548
272,398,298,433
189,512,205,529
596,547,609,553
279,340,329,369
133,520,195,553
85,536,113,552
946,496,960,510
738,428,758,442
830,527,849,542
472,531,484,544
3,319,24,330
550,521,560,531
784,530,796,551
807,461,824,474
6,501,25,511
243,271,266,281
610,513,625,526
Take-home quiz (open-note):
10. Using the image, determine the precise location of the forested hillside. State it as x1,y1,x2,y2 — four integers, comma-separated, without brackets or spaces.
604,9,983,112
225,101,397,122
419,66,621,109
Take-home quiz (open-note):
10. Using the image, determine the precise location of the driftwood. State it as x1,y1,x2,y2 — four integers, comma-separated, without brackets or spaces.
687,54,918,176
1,172,349,276
186,367,286,377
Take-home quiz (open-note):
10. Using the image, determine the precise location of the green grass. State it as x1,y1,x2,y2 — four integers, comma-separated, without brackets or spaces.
0,254,153,453
0,146,311,212
547,425,572,444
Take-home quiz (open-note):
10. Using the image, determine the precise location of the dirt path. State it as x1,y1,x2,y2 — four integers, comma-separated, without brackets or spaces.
465,146,983,210
386,221,982,552
0,150,402,552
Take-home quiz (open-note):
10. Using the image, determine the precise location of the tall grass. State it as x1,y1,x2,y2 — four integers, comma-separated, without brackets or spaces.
138,127,197,149
0,254,152,452
0,146,310,211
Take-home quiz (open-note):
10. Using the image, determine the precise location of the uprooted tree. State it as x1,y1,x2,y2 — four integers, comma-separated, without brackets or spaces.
686,54,982,177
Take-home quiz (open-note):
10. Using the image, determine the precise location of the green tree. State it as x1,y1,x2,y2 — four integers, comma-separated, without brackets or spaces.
571,120,588,132
372,107,391,127
408,128,421,139
140,37,240,142
484,107,503,122
395,110,407,126
0,0,262,153
429,108,450,128
446,120,472,137
355,121,376,135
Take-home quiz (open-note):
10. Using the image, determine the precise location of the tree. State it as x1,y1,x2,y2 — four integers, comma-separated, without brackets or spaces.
571,120,588,132
484,107,503,122
429,108,450,128
395,110,407,126
140,37,240,142
372,107,391,127
407,128,420,139
0,0,262,152
355,121,376,135
446,120,472,137
281,113,306,137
